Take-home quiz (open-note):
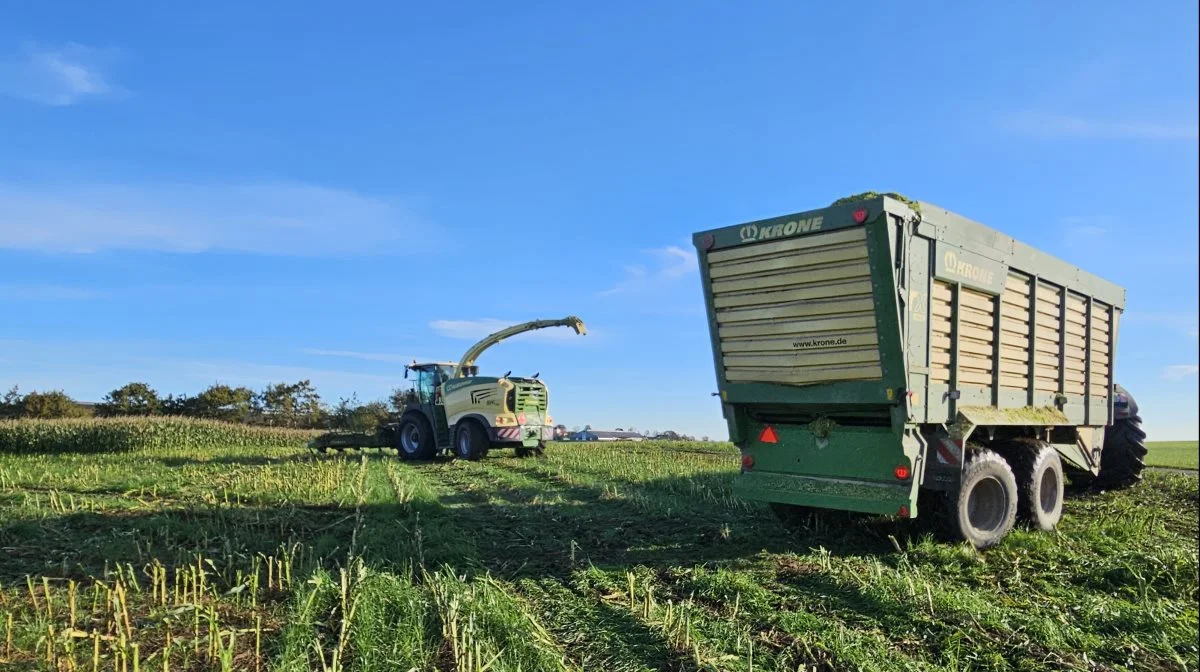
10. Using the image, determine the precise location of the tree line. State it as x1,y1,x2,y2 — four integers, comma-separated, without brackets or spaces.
2,383,706,440
0,381,417,431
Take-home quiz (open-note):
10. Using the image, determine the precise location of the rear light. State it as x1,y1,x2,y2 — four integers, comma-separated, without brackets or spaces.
894,464,911,480
741,454,754,470
853,208,869,224
898,505,910,518
758,425,779,444
517,412,527,425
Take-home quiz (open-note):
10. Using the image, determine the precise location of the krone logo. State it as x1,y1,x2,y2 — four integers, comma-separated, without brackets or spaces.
738,217,824,244
943,251,995,287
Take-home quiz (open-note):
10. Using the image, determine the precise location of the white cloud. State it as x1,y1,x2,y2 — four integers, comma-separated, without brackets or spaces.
429,318,590,343
0,181,428,255
300,348,422,364
1002,112,1199,141
1162,364,1200,381
0,42,125,106
0,284,107,300
599,245,698,296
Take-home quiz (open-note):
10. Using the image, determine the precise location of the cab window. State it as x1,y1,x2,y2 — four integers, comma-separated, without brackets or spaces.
416,369,437,404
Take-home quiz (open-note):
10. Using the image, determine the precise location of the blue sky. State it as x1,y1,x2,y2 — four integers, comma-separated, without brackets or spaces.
1,2,1197,440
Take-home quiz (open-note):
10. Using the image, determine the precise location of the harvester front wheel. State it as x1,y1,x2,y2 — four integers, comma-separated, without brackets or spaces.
454,421,488,461
1096,416,1147,489
947,448,1018,549
397,414,436,460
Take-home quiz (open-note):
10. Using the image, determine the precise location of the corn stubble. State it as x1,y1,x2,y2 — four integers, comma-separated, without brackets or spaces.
0,426,1196,671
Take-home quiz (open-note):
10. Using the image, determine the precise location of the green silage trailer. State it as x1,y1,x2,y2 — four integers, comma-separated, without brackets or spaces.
692,193,1145,548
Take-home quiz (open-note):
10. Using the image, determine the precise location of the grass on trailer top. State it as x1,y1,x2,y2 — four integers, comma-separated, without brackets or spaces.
1146,441,1200,470
0,437,1196,671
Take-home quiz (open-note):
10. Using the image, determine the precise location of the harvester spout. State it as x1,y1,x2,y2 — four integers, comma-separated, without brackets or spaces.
452,316,586,378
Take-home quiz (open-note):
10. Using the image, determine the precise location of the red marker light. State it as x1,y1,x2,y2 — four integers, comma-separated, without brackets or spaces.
894,464,911,480
741,454,755,470
758,425,779,444
517,412,527,425
898,505,910,518
853,208,868,224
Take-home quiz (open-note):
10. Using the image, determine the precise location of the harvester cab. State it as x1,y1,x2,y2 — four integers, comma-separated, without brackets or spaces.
309,316,586,461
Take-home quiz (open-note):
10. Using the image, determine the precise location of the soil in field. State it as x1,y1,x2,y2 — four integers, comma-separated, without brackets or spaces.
1,441,1197,671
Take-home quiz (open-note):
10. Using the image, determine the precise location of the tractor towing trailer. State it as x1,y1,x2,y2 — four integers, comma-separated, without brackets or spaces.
309,316,587,460
693,193,1144,548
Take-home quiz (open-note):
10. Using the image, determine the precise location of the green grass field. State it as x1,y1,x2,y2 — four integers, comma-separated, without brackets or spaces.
0,433,1197,671
1147,441,1200,470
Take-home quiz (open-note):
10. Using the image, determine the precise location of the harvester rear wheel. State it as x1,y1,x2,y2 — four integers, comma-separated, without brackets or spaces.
1096,416,1147,489
947,448,1018,549
454,421,488,461
397,414,436,460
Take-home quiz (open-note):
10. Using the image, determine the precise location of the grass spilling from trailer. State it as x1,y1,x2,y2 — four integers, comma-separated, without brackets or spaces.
0,437,1196,671
1146,441,1200,470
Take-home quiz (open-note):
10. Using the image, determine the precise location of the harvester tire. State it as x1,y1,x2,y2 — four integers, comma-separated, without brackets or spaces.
947,448,1018,549
1096,416,1147,489
1001,440,1063,531
454,421,487,461
397,413,436,460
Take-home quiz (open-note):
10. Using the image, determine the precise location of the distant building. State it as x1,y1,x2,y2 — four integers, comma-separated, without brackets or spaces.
569,429,644,442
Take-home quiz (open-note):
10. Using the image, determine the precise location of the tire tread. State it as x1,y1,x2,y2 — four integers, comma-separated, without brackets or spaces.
1097,417,1147,489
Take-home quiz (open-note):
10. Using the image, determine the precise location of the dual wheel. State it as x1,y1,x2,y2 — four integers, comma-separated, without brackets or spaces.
949,415,1146,548
771,442,1066,550
947,441,1063,549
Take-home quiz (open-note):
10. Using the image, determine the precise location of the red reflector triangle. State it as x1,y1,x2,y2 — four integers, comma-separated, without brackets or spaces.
852,208,868,224
758,426,779,444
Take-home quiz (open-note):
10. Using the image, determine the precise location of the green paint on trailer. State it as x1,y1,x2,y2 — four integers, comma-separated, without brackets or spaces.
694,193,1129,519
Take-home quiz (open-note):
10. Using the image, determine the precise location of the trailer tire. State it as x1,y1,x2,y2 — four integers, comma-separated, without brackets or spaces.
397,413,436,460
454,420,488,461
1096,416,1147,489
947,448,1018,549
1002,441,1063,531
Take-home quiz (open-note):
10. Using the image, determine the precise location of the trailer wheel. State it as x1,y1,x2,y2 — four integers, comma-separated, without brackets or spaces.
1003,441,1064,531
1096,415,1147,489
397,413,436,460
948,448,1018,549
454,420,488,461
